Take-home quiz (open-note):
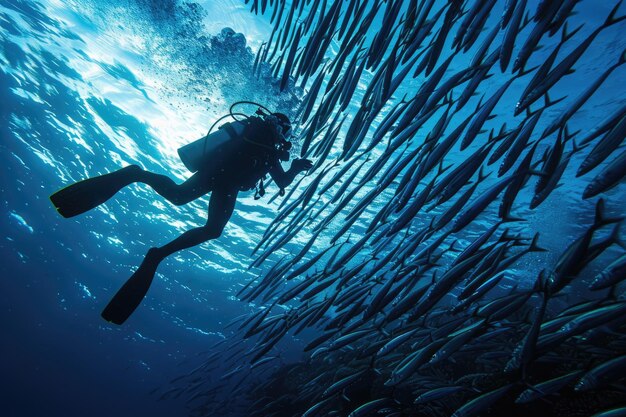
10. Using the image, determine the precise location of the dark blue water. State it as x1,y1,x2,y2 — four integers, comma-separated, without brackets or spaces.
0,1,284,415
2,0,625,416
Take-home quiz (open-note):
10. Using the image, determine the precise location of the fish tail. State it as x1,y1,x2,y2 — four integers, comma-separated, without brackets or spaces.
602,1,626,28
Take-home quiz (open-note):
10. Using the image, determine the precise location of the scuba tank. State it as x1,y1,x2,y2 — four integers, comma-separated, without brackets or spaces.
177,120,247,172
176,101,293,173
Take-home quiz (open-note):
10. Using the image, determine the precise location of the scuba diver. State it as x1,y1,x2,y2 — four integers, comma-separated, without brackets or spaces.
50,105,312,324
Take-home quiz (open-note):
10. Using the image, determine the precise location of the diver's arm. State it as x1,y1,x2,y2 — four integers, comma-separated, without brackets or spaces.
269,159,312,189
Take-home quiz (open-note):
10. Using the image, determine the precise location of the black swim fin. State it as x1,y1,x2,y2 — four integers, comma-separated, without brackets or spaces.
50,165,141,218
101,249,161,325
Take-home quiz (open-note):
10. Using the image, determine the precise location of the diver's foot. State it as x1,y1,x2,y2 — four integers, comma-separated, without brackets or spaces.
101,247,163,325
50,164,144,218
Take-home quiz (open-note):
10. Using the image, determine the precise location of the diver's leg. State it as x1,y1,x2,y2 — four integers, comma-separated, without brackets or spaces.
136,169,209,206
151,187,239,261
50,165,206,217
102,186,238,324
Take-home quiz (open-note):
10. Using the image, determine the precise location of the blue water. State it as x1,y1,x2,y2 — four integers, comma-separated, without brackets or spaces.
0,1,283,415
2,0,625,416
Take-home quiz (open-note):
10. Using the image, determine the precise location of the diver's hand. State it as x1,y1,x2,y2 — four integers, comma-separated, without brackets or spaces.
292,158,313,173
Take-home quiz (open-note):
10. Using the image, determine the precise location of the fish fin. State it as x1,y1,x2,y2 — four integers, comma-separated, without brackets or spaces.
517,63,539,77
447,239,461,253
524,139,539,151
526,106,539,118
561,124,581,143
499,123,508,136
562,22,584,43
529,233,548,252
605,222,625,250
477,166,491,183
593,198,624,229
502,214,525,223
437,161,454,176
570,137,588,155
534,270,546,294
497,227,512,242
475,94,485,111
617,49,626,66
544,92,567,108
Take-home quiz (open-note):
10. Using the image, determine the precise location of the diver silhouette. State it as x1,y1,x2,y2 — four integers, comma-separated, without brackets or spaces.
50,109,312,324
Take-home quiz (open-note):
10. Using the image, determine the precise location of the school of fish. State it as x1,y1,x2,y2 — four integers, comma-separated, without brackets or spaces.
159,1,626,416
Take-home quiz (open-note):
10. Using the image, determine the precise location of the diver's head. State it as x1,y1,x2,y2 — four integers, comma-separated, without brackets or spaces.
269,112,293,160
272,113,293,141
